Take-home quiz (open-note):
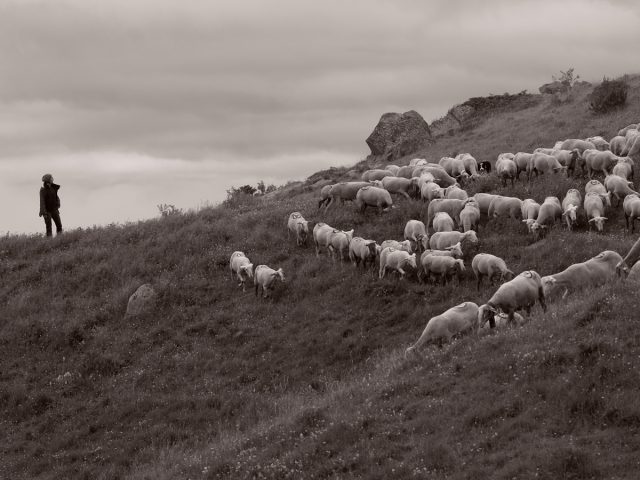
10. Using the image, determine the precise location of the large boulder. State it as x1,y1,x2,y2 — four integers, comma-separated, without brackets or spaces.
366,110,433,161
126,283,157,316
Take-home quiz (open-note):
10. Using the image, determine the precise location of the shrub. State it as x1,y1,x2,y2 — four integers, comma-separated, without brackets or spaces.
589,77,629,113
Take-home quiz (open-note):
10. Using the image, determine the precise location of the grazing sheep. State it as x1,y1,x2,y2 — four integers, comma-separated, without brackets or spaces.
527,152,567,181
604,174,640,206
403,220,429,253
396,165,416,179
420,180,444,202
530,197,562,240
313,223,354,260
479,312,526,330
355,186,394,213
405,302,480,357
623,194,640,233
287,212,310,246
318,184,334,209
561,189,582,230
541,250,622,299
586,136,611,151
560,138,596,154
385,164,401,175
488,196,523,221
439,156,470,183
413,165,459,188
429,230,479,258
421,243,464,259
432,212,455,232
426,198,466,232
324,181,371,211
521,198,541,232
584,192,608,232
349,237,379,268
610,135,627,156
380,239,412,253
513,152,533,180
478,270,546,328
471,253,515,291
444,185,469,200
627,261,640,282
361,169,395,182
409,158,428,167
460,200,481,232
618,124,639,137
380,176,420,200
379,247,417,279
496,155,517,187
551,149,581,177
420,254,465,285
229,251,254,292
473,193,502,216
612,157,634,180
456,153,480,178
582,149,620,178
616,235,640,277
254,265,285,299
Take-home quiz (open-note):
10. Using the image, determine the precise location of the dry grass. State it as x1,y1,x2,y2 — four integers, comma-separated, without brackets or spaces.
1,74,640,480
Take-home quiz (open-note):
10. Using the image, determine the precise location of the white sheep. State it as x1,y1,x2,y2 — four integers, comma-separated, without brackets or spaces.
378,247,417,279
403,220,429,253
471,253,515,291
287,212,310,246
254,265,285,299
229,251,254,292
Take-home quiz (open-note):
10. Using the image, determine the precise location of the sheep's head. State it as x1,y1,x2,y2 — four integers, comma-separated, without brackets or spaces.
446,242,463,259
589,216,607,232
274,268,285,282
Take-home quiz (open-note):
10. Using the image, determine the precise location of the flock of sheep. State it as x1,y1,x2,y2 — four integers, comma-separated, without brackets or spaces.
230,122,640,358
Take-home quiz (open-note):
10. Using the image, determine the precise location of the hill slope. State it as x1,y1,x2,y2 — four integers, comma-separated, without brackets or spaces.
2,75,640,480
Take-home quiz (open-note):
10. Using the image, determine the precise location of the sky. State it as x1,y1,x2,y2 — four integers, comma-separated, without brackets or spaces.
1,0,639,234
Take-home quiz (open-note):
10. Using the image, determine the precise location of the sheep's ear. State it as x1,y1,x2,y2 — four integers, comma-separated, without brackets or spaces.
588,218,596,223
602,217,608,220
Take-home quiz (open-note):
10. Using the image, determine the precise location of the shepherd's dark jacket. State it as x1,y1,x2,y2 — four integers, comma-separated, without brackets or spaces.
39,183,61,215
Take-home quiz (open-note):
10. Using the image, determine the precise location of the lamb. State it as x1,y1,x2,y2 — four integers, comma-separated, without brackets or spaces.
471,253,515,291
421,243,464,259
287,212,310,246
405,302,480,357
254,265,285,299
478,270,546,328
541,250,622,299
349,237,379,268
229,251,254,292
403,220,429,253
521,198,541,232
460,200,481,232
432,211,455,232
355,186,394,213
623,194,640,233
616,235,640,277
610,135,627,156
378,247,417,279
604,174,640,206
420,254,465,285
584,192,608,232
561,189,582,230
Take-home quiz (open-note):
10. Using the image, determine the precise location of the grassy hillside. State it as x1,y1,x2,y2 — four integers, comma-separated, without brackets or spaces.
2,75,640,480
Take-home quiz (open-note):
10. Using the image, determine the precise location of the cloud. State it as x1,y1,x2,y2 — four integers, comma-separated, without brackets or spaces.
1,0,639,232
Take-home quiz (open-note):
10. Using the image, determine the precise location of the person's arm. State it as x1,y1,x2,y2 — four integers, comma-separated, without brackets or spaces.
39,188,46,216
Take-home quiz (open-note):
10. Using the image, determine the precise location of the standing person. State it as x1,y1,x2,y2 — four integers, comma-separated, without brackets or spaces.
39,173,63,237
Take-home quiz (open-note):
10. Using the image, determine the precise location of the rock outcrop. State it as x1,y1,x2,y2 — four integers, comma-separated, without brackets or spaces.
366,110,433,161
126,283,157,316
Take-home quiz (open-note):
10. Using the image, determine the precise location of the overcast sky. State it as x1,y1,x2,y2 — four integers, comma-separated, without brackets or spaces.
1,0,639,234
